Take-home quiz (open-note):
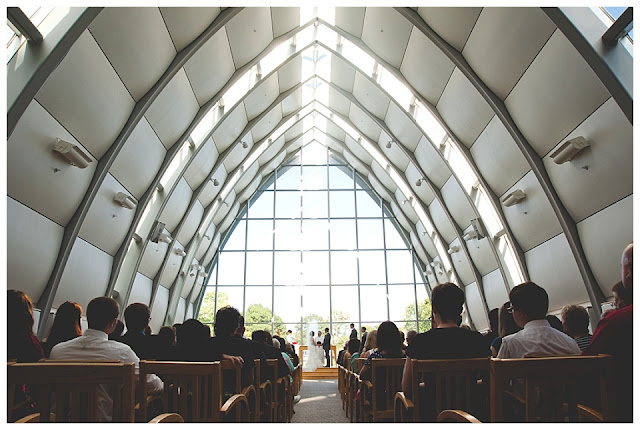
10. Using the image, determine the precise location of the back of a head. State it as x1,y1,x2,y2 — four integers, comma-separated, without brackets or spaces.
621,242,633,293
364,329,377,351
48,301,83,342
561,305,590,337
7,289,35,336
158,326,176,345
180,319,207,345
509,282,548,321
251,329,269,344
488,308,499,333
214,306,241,336
347,338,360,354
87,297,119,331
124,303,151,331
406,330,417,344
545,315,564,332
431,282,465,323
376,321,402,356
498,301,521,338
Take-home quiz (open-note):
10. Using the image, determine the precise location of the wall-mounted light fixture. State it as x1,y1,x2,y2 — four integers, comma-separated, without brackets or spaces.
241,141,248,149
470,218,486,240
210,178,220,186
158,233,172,244
550,136,590,164
385,140,393,149
402,196,413,205
198,271,207,278
52,138,92,168
218,197,229,207
415,178,425,187
203,234,211,240
132,233,142,243
174,248,186,257
501,189,527,207
447,245,459,254
463,230,478,241
113,192,137,209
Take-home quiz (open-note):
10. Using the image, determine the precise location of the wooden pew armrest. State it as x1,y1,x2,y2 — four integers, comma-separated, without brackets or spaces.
394,391,413,422
220,394,250,416
436,409,482,423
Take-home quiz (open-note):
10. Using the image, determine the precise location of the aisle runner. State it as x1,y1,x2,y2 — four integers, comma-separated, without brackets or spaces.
291,379,350,423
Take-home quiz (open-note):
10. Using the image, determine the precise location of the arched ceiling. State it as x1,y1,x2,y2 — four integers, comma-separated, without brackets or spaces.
7,7,633,335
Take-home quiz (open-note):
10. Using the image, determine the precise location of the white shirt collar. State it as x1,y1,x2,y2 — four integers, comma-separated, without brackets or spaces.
83,328,109,339
523,319,551,330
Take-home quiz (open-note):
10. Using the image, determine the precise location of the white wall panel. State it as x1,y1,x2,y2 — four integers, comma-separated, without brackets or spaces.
54,238,113,311
226,7,273,69
159,248,183,290
417,7,482,52
139,240,170,280
335,7,365,39
352,72,390,120
577,195,633,298
384,102,422,151
348,104,382,143
185,302,195,320
245,74,280,120
213,105,249,154
440,176,475,230
464,226,498,276
184,137,219,190
329,55,356,93
7,197,64,304
175,297,187,324
200,166,227,208
150,285,170,333
525,233,588,313
464,282,488,331
414,136,451,189
160,178,194,232
176,202,205,247
127,273,153,307
448,238,474,286
482,268,509,311
160,7,221,52
428,199,457,245
361,7,412,69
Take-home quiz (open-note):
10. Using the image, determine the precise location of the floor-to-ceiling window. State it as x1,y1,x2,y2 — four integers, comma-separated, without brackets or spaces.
198,140,431,349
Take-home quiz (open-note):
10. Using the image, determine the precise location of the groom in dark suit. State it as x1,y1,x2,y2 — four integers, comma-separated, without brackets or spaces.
323,328,331,367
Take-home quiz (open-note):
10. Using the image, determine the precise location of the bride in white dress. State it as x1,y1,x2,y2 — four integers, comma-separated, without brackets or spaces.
302,330,325,371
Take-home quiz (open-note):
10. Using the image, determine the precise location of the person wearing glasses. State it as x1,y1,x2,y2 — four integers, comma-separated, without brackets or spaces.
497,282,580,359
490,301,522,357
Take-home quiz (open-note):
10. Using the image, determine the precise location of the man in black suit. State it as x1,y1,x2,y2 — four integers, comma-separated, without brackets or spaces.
323,327,331,367
349,323,357,339
360,326,368,353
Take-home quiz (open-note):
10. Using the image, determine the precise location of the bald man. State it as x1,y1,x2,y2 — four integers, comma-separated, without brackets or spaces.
582,243,633,422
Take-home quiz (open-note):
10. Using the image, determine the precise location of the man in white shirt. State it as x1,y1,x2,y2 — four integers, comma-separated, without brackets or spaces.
497,282,581,359
51,297,163,422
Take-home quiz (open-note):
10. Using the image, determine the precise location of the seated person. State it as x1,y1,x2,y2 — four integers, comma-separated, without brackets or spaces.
560,305,592,351
612,281,631,310
342,338,361,370
41,301,83,358
250,330,290,381
360,321,404,381
360,329,377,359
490,301,522,357
405,330,417,346
120,303,156,359
210,306,254,388
497,282,580,358
50,297,163,422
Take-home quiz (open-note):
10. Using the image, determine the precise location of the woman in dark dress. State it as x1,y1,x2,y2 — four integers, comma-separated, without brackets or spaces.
41,301,83,357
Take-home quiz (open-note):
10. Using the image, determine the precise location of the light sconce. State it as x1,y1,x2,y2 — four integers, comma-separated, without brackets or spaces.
113,192,137,209
132,233,142,243
188,140,195,149
52,138,92,168
430,261,442,268
385,140,393,149
198,271,207,278
463,230,478,241
218,197,229,207
550,136,590,164
415,178,425,187
158,233,172,244
493,228,506,240
447,246,459,255
210,178,220,186
501,189,527,207
174,248,186,257
203,234,211,240
241,141,248,149
402,196,413,205
423,269,432,276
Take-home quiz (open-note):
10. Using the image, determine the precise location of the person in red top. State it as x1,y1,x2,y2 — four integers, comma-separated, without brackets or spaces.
582,243,633,422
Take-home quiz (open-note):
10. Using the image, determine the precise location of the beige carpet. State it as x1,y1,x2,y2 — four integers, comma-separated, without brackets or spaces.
291,379,350,423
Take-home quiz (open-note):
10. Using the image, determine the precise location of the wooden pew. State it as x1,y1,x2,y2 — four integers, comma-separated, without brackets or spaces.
359,358,405,422
490,354,615,422
220,359,257,422
138,361,249,422
7,362,135,422
148,412,184,423
349,357,365,422
265,358,291,422
436,409,482,423
394,357,490,422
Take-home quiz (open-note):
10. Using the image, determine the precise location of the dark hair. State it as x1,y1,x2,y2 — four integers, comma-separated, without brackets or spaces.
325,327,329,332
158,326,177,346
561,305,590,337
46,301,82,347
488,308,499,332
8,290,36,336
252,330,270,344
406,330,417,344
180,319,208,345
124,303,150,331
214,306,241,336
376,321,402,358
86,297,119,330
361,326,366,331
431,283,465,323
347,338,360,354
498,301,521,338
509,282,548,320
350,323,354,328
545,315,564,332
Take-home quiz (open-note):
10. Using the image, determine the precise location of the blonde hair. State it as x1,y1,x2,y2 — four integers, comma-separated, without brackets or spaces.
363,329,377,352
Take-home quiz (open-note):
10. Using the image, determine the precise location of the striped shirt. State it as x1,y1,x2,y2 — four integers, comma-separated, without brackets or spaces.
574,334,593,351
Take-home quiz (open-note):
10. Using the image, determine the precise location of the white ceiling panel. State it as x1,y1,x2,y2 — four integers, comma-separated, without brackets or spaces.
245,74,280,120
223,139,252,172
238,175,262,204
271,7,300,38
325,120,347,142
159,250,183,291
505,30,610,157
449,238,474,286
406,164,436,206
202,232,221,270
184,137,219,190
544,98,632,223
370,161,396,194
145,69,200,148
213,104,249,153
176,201,204,246
384,102,422,151
348,104,382,143
251,107,283,142
470,115,530,197
389,201,413,233
411,230,430,265
150,285,170,333
195,225,216,261
394,189,419,224
501,170,562,252
284,122,305,141
577,195,633,299
436,68,494,148
464,225,498,276
428,199,457,244
8,101,97,227
328,86,351,117
278,56,303,92
35,31,135,159
462,8,555,100
334,7,366,38
367,175,392,203
159,178,194,232
78,173,137,255
89,8,176,102
199,166,227,208
329,55,356,93
226,7,274,69
139,239,170,280
400,27,455,105
259,135,286,165
183,27,235,106
55,238,113,310
415,222,438,258
160,7,221,52
414,136,451,189
7,197,64,304
352,72,390,120
282,88,302,116
482,268,509,311
111,118,167,199
464,282,488,331
361,8,412,69
440,176,476,230
378,131,410,171
127,273,153,307
213,190,236,226
175,298,187,323
525,233,588,313
417,7,482,52
235,162,260,194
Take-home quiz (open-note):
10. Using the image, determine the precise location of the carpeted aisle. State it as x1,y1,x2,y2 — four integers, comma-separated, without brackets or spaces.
291,379,350,423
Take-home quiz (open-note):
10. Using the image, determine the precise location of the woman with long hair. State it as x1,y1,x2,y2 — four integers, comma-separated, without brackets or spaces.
41,301,83,357
359,321,403,381
360,329,378,358
490,301,523,357
7,290,44,362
